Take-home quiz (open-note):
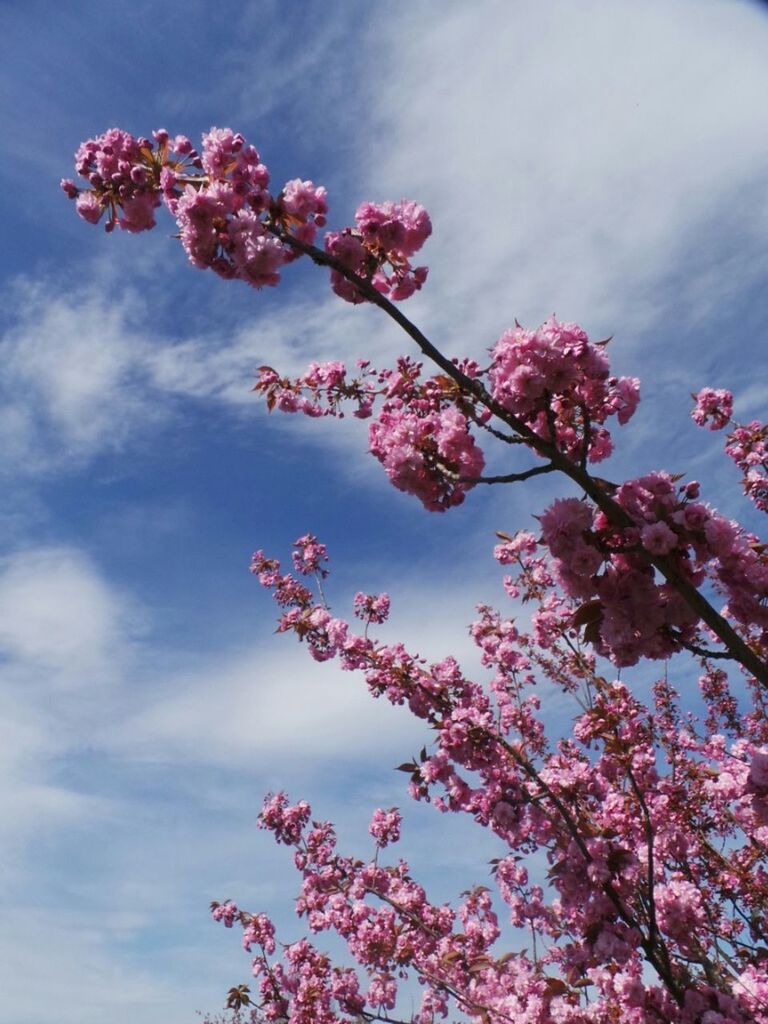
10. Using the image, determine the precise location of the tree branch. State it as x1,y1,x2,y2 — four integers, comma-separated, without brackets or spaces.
456,464,556,485
268,225,768,689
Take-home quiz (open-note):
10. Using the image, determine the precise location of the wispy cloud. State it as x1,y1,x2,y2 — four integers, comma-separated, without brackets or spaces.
362,0,768,347
0,280,160,473
0,547,140,864
0,273,425,490
0,546,139,684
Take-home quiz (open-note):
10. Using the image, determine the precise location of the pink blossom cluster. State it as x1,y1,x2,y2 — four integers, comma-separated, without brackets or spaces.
62,127,167,232
536,471,768,666
253,351,768,639
66,127,430,301
166,128,285,287
367,807,401,847
211,900,240,928
691,390,768,514
325,200,431,303
255,356,487,509
691,387,734,431
253,360,375,419
369,402,485,510
291,534,329,578
746,749,768,824
260,791,311,846
653,877,708,957
352,591,390,625
725,420,768,513
253,319,643,517
209,539,768,1023
489,318,640,463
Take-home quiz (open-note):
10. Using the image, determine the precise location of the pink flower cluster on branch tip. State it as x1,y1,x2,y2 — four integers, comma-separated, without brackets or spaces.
291,534,329,578
692,390,768,514
369,402,485,511
326,200,431,303
691,388,734,431
490,317,640,464
368,807,401,848
726,420,768,513
255,354,487,509
65,126,429,301
353,591,390,625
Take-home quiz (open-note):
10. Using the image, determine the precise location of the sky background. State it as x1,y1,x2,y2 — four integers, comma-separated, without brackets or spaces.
2,1,768,1021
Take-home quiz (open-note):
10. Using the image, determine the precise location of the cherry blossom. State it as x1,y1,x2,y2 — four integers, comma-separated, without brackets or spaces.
67,124,768,1024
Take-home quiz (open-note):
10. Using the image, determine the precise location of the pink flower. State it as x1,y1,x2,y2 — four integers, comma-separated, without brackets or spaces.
75,191,104,224
355,199,431,259
368,808,401,847
281,178,328,223
211,900,239,927
119,191,159,232
640,521,678,555
488,318,639,462
353,592,390,624
654,876,707,955
369,402,484,511
691,387,733,430
539,498,594,558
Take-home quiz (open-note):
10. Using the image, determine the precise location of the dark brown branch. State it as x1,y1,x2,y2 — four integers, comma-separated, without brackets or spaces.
673,636,736,661
500,735,684,1003
474,418,526,444
460,464,557,485
625,762,670,977
268,225,768,689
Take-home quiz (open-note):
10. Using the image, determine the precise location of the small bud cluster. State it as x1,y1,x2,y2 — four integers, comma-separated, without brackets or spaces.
62,127,170,233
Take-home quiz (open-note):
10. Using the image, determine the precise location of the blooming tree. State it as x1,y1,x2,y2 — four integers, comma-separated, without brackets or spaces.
65,128,768,1023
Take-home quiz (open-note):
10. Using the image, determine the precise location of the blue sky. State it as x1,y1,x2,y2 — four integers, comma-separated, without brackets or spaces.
2,1,768,1021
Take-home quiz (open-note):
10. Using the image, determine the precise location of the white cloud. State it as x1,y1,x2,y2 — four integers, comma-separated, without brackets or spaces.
362,0,768,345
0,280,159,473
0,547,137,685
0,547,140,880
116,644,415,768
0,272,407,490
0,907,223,1024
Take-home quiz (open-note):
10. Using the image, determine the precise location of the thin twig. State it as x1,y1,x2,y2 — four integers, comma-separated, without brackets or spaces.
460,464,557,486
